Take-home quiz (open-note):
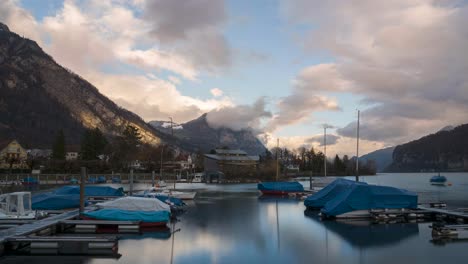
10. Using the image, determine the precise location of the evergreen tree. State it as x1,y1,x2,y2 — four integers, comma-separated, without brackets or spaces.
52,130,65,160
81,128,108,160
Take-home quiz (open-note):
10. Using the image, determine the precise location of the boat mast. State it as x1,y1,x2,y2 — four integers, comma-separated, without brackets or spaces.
324,126,327,178
276,138,279,181
169,117,176,190
355,110,360,182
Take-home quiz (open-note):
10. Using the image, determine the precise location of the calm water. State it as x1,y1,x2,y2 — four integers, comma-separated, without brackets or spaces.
1,173,468,264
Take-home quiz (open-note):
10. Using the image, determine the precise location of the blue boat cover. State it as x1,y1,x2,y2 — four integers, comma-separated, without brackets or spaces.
321,184,418,217
32,193,87,210
23,177,38,183
53,186,125,196
83,209,170,223
97,176,107,183
304,179,367,208
257,182,304,192
430,175,447,183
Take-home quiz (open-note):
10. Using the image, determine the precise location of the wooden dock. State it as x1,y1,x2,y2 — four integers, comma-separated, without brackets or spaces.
418,206,468,221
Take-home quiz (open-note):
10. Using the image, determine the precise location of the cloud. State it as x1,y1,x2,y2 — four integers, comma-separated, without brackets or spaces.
306,134,340,147
210,88,223,97
143,0,231,72
282,0,468,144
206,97,272,132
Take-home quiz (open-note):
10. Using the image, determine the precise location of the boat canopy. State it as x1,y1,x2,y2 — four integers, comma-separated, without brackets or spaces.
321,184,418,217
32,193,86,210
257,182,304,192
304,179,367,209
83,209,170,223
96,196,171,212
53,186,125,197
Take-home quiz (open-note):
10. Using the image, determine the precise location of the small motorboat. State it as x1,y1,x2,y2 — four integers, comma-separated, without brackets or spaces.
257,181,304,195
0,192,44,219
304,179,367,209
192,173,204,183
430,174,447,185
142,187,196,200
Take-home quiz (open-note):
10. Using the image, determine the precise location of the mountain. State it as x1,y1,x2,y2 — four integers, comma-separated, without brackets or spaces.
387,124,468,172
359,146,395,172
149,114,267,155
0,22,161,148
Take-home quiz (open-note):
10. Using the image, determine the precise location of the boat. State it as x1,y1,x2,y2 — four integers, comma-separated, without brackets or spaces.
53,186,125,197
136,193,185,207
257,181,304,195
85,196,171,227
22,176,39,186
32,193,85,210
192,173,204,183
320,184,418,218
97,176,107,183
111,177,121,183
430,173,447,185
142,187,196,200
304,179,367,209
156,180,167,187
82,209,170,228
69,178,79,184
0,192,43,219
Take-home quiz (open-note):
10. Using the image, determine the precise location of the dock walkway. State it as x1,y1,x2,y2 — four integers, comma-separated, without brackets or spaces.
419,206,468,220
0,209,79,243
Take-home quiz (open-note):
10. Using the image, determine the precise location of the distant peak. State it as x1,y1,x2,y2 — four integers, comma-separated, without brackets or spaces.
0,22,10,32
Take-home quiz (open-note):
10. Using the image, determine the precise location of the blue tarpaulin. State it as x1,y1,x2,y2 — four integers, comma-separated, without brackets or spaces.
53,186,125,196
32,193,87,210
304,179,367,209
83,209,170,223
134,194,185,207
320,184,418,217
430,175,447,183
257,181,304,193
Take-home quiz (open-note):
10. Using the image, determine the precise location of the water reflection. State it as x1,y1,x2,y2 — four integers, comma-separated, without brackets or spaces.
304,210,419,249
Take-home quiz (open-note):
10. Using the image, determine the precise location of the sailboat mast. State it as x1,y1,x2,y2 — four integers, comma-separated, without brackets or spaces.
355,110,360,182
324,126,327,177
276,138,279,181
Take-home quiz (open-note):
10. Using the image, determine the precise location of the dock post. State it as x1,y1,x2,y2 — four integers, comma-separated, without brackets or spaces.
152,171,155,187
130,169,134,196
80,167,86,215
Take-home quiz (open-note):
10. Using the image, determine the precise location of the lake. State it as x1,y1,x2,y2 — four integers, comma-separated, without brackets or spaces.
1,172,468,264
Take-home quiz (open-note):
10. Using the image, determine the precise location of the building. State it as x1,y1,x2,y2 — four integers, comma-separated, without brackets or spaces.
0,140,28,169
204,149,259,181
65,145,80,161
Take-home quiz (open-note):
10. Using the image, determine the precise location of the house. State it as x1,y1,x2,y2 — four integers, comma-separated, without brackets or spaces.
0,140,28,169
204,149,259,181
65,145,80,161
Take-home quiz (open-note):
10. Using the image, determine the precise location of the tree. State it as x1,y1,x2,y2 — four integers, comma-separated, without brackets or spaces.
52,130,65,160
81,128,108,160
123,124,142,146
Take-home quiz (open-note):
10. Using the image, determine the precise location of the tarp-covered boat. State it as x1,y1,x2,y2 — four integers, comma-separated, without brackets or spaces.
320,184,418,218
32,193,86,210
135,193,185,207
82,209,170,227
430,175,447,185
22,177,39,186
304,179,367,209
53,186,125,197
96,196,171,213
257,181,304,195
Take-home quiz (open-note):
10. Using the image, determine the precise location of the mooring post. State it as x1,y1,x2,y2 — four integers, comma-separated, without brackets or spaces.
80,167,86,215
152,171,155,187
130,169,134,195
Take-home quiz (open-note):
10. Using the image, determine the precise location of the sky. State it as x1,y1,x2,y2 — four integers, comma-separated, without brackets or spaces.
1,0,468,157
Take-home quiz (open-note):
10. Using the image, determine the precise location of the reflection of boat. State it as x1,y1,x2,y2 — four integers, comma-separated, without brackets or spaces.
430,173,447,185
22,177,39,186
0,192,40,219
320,184,418,218
85,197,171,227
305,212,419,248
257,181,304,195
